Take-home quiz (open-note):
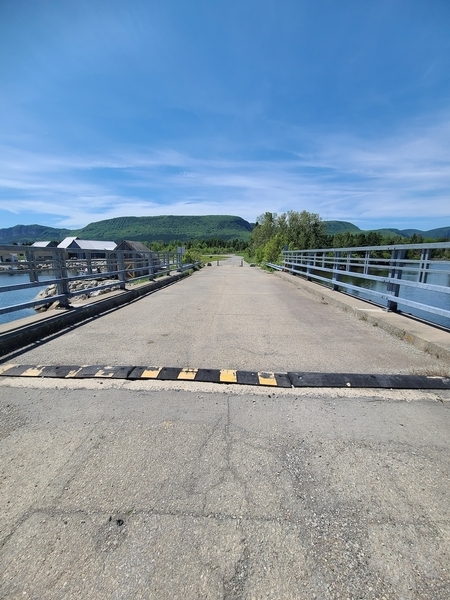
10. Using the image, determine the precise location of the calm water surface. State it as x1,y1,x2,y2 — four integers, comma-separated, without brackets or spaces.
0,264,81,326
0,272,57,325
317,262,450,329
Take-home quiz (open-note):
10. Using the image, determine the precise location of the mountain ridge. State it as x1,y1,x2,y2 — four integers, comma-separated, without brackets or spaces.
0,215,449,244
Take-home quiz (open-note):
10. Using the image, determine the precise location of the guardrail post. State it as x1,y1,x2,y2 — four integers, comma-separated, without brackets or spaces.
346,251,351,272
25,249,39,283
53,248,71,307
106,252,115,275
386,248,405,312
306,252,312,281
86,252,93,275
147,252,154,279
117,252,127,289
332,251,341,290
363,250,370,275
418,248,431,283
285,250,295,274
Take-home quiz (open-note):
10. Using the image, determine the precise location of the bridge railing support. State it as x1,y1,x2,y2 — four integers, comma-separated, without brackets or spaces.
0,245,198,321
271,241,450,329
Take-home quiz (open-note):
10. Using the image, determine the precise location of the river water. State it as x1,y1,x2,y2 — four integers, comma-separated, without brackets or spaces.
0,271,57,325
316,261,450,329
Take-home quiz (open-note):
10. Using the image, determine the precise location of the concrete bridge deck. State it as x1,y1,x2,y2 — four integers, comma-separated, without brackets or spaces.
1,257,449,599
1,254,449,377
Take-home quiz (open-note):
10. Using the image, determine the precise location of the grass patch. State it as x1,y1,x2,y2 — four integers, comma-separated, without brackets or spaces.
235,251,254,264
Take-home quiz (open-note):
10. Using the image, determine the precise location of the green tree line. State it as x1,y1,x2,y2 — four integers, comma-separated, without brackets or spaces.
141,211,449,264
247,211,450,264
145,237,248,252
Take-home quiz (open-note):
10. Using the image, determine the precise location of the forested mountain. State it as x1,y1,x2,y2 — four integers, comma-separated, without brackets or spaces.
77,215,253,242
404,226,450,239
0,215,254,244
324,221,360,235
0,224,71,244
0,215,448,244
325,222,450,239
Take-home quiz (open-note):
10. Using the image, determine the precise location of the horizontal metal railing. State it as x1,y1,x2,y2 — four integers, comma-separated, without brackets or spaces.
268,242,450,329
0,244,198,319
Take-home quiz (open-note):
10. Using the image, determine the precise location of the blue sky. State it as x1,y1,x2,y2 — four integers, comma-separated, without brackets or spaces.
0,0,449,232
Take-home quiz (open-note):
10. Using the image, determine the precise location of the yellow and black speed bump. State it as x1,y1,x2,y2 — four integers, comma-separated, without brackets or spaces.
0,363,449,389
62,365,135,379
236,371,259,386
156,366,182,380
196,368,220,383
128,366,162,379
127,367,292,387
0,364,81,378
0,364,44,377
41,365,82,378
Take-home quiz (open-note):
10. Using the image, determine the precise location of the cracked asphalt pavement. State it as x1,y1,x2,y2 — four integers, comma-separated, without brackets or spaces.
0,378,449,599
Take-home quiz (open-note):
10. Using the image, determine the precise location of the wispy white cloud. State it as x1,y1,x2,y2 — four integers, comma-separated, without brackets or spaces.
0,112,449,230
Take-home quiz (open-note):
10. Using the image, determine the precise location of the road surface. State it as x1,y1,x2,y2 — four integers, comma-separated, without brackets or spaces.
2,256,448,375
0,377,449,599
1,258,449,598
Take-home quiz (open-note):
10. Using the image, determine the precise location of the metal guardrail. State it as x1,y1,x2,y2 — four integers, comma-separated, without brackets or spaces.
0,244,198,319
267,242,450,329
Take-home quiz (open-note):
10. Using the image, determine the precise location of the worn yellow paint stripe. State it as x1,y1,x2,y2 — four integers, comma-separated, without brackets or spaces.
0,364,17,375
220,369,237,383
65,367,85,378
258,372,278,386
141,367,162,379
94,369,115,378
21,366,45,377
178,368,198,380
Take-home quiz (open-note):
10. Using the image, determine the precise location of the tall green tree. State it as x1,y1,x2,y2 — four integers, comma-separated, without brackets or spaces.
249,210,328,263
285,210,328,249
250,212,278,248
